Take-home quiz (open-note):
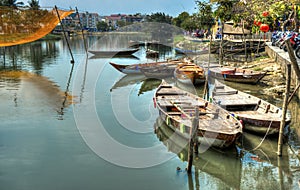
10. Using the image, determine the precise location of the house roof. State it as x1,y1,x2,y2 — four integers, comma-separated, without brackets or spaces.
223,23,250,35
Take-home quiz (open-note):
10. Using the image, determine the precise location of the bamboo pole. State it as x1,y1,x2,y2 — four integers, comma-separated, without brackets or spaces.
187,107,199,173
203,35,212,100
55,6,75,64
277,63,290,156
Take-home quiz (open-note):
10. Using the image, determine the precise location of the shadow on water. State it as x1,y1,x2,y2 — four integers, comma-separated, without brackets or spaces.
154,113,300,190
154,117,242,190
57,62,75,120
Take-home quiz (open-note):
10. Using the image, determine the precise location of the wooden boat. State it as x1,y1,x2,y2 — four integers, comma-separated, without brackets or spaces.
89,54,139,60
140,64,177,79
154,81,242,148
212,80,291,135
174,63,206,85
88,48,139,56
174,47,209,55
109,59,183,75
208,66,266,84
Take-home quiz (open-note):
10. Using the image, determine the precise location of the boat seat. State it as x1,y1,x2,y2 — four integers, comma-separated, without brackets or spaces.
215,85,225,89
213,90,238,95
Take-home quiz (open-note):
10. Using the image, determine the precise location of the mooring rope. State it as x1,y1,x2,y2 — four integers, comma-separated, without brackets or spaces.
247,120,273,151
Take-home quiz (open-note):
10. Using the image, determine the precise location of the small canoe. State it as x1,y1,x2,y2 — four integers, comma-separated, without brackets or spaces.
208,66,266,84
154,81,242,148
174,63,206,85
174,47,209,55
88,48,139,56
140,64,177,79
212,80,291,135
109,59,182,75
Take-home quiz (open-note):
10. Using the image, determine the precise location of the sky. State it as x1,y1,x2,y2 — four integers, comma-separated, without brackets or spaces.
20,0,197,17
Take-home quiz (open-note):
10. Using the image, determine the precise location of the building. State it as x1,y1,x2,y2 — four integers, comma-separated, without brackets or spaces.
79,12,100,31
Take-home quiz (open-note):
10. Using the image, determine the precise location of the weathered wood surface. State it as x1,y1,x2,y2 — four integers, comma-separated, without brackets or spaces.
154,80,243,148
212,80,291,135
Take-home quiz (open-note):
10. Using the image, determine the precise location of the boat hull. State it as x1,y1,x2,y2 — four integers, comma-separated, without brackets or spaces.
237,115,291,135
209,68,266,84
88,48,139,56
154,81,243,149
174,63,206,85
213,80,292,135
158,111,239,148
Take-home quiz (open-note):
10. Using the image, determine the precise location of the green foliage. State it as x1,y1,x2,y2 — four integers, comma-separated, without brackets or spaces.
0,0,24,7
97,21,109,32
172,11,189,27
212,0,236,22
194,1,215,29
28,0,39,10
146,12,172,24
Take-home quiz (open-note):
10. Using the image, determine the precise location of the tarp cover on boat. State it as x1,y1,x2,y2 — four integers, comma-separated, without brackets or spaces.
0,6,73,47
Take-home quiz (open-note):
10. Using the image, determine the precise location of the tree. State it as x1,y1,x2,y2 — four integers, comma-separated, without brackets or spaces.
28,0,40,10
172,11,190,28
0,0,24,7
146,12,172,24
116,20,126,28
181,14,198,31
97,21,108,32
210,0,236,65
194,1,215,29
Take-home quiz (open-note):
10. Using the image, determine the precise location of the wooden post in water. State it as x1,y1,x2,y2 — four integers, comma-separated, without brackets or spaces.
187,107,199,173
54,5,75,64
277,61,291,156
278,39,297,156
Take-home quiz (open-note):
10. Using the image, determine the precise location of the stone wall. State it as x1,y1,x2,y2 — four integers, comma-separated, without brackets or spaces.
265,44,299,96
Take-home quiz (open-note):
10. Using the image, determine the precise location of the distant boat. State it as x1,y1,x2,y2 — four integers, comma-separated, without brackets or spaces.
140,64,177,79
154,80,242,148
88,48,139,56
174,63,206,85
212,80,291,135
208,66,266,84
174,47,209,55
109,59,182,75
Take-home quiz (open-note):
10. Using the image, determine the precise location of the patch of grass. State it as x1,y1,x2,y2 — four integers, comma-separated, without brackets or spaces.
173,35,185,44
252,67,263,71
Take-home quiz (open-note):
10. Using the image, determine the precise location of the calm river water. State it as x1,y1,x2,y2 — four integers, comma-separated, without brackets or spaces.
1,33,300,190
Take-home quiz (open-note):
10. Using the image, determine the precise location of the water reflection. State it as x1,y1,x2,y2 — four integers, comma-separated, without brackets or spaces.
0,40,60,74
240,134,294,189
110,74,147,92
154,117,242,189
138,78,161,96
154,114,300,190
57,63,75,120
1,34,300,189
0,70,73,119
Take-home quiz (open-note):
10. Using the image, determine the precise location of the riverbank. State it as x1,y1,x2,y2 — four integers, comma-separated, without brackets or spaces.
174,35,287,98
